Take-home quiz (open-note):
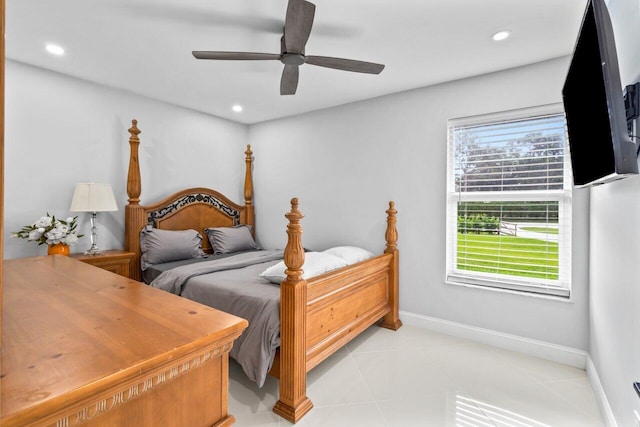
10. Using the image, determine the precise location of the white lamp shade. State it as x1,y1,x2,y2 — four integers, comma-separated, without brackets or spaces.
69,183,118,212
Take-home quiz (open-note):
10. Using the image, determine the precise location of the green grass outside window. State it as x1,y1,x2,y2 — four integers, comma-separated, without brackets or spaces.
457,233,558,280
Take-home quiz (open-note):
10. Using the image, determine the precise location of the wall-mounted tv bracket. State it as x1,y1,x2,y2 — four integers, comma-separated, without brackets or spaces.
624,82,639,140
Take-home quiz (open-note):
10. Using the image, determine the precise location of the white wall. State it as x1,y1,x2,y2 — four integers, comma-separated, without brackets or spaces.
589,0,640,425
5,60,248,259
250,56,591,352
6,47,597,414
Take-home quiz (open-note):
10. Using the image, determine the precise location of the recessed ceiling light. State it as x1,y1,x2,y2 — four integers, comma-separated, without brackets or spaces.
232,105,243,113
45,44,65,56
492,30,511,42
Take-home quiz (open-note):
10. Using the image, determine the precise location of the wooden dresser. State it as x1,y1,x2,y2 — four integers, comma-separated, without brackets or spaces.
1,255,248,427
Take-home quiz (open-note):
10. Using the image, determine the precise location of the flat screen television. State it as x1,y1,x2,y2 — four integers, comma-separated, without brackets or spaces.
562,0,638,187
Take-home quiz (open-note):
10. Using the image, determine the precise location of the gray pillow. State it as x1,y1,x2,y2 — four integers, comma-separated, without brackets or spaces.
204,225,259,254
140,227,205,270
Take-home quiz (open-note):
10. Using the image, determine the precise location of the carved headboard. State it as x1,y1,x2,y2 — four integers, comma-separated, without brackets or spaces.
123,119,255,281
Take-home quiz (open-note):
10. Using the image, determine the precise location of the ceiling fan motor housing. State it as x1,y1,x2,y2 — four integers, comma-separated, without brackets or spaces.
281,53,305,66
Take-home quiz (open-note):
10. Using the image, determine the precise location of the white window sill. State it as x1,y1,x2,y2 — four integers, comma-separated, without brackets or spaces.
444,279,573,303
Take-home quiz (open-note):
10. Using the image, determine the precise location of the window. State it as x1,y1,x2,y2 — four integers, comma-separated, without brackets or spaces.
446,104,572,297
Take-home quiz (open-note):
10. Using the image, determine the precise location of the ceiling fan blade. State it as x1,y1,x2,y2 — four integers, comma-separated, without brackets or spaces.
284,0,316,53
280,64,299,95
192,51,281,61
305,56,385,74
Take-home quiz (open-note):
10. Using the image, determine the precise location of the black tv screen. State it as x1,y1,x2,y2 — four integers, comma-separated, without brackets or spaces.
562,0,638,187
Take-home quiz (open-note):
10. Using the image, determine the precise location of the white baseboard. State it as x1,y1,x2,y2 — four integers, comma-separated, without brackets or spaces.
586,355,618,427
399,310,587,369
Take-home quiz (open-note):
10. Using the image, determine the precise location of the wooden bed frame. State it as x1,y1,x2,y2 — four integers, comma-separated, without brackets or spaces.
123,119,402,423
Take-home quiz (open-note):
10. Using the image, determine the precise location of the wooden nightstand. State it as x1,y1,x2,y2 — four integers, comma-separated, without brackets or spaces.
71,250,135,278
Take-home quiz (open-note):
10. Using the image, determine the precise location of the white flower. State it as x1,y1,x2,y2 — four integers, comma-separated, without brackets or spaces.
63,234,79,245
28,230,43,241
13,214,83,246
34,216,53,228
45,228,65,244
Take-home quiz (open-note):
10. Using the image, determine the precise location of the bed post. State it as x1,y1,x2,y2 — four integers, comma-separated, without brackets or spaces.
273,198,313,423
380,201,402,330
244,145,255,232
124,119,145,281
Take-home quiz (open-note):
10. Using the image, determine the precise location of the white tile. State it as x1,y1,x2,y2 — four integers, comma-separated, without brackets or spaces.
281,403,388,427
456,382,604,427
229,360,279,417
351,349,457,401
306,352,376,407
539,377,604,421
501,350,589,383
347,324,470,354
228,325,606,427
376,394,453,427
232,411,283,427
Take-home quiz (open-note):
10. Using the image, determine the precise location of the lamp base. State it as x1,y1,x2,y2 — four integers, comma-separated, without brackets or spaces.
84,247,104,256
85,212,104,256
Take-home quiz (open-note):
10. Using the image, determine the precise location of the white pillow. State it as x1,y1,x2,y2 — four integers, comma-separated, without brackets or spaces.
322,246,375,265
259,252,349,284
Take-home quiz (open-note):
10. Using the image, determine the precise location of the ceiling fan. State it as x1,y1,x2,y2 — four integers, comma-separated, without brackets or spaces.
192,0,385,95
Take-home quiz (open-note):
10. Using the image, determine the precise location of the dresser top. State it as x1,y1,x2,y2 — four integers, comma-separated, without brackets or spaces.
1,255,248,425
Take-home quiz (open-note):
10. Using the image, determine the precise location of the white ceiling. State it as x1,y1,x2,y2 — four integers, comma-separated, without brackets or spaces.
7,0,588,124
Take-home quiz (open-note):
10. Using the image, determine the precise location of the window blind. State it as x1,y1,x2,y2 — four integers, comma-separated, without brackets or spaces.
446,105,572,297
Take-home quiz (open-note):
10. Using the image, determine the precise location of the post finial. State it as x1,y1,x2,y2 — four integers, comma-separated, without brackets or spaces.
128,119,140,139
284,198,304,280
290,197,299,211
244,144,255,229
385,201,398,253
127,119,142,205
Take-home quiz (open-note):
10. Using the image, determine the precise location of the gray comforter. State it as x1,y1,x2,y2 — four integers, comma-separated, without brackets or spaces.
149,250,284,387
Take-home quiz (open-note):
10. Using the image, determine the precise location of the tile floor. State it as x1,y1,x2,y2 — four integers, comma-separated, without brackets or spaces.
228,324,605,427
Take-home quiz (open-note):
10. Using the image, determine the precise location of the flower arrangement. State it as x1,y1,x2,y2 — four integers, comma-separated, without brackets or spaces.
12,213,83,246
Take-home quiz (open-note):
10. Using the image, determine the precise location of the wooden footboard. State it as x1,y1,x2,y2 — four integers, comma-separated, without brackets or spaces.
273,199,401,423
306,253,395,370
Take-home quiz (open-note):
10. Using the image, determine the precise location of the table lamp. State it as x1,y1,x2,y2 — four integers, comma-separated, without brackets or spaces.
70,182,118,255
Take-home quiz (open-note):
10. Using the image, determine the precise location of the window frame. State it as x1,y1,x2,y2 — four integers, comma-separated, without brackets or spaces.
445,104,572,298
